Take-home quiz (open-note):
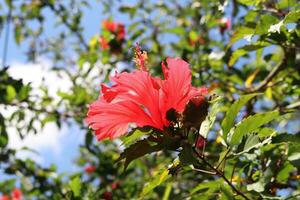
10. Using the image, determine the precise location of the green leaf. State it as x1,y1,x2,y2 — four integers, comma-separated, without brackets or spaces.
257,127,276,138
6,85,17,102
272,133,300,144
140,166,171,197
235,131,275,155
237,0,263,6
0,114,8,148
199,96,222,139
118,139,163,169
229,110,279,146
14,25,23,45
164,27,185,35
284,10,300,23
222,93,259,141
247,179,265,192
121,129,151,147
69,176,81,197
190,179,221,194
276,161,295,184
228,27,255,47
229,43,269,66
179,144,198,166
256,15,279,34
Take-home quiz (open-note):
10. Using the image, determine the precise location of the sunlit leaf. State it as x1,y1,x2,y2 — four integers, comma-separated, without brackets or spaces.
222,93,259,141
229,111,279,146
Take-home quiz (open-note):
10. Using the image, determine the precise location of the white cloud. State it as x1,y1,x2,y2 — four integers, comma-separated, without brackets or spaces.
2,58,74,164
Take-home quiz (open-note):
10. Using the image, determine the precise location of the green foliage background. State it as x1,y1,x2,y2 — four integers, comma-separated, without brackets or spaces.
0,0,299,199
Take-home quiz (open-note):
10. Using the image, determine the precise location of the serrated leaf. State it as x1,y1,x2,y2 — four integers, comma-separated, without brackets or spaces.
118,139,163,169
222,93,259,141
199,96,222,139
69,176,81,197
229,111,279,146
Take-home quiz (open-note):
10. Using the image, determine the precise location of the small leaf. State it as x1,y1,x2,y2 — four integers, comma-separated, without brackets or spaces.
164,27,185,35
247,180,265,192
237,0,262,6
245,69,260,88
69,176,81,197
6,85,17,102
229,111,279,146
222,93,259,141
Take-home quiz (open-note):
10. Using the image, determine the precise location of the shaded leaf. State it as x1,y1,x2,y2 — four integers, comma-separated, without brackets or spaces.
118,139,163,169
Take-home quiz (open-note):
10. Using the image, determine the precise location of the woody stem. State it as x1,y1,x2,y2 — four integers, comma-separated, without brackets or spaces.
193,148,250,200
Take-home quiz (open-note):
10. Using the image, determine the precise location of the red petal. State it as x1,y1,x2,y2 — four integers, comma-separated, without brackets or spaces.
161,58,198,114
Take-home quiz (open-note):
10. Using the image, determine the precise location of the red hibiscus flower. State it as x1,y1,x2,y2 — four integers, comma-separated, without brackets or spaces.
219,18,231,34
0,195,10,200
86,56,206,141
84,165,97,173
11,188,22,200
102,20,125,41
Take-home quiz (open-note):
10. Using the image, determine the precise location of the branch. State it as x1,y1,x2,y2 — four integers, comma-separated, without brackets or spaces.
249,47,295,93
193,148,250,200
46,3,89,51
